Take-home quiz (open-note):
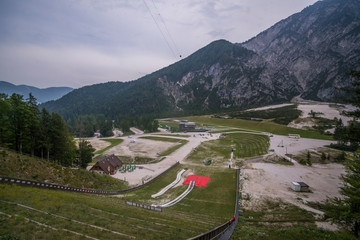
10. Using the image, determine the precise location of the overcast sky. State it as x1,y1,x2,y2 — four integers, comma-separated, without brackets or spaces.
0,0,318,89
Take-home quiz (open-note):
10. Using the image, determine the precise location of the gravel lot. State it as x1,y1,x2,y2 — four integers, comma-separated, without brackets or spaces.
87,131,220,185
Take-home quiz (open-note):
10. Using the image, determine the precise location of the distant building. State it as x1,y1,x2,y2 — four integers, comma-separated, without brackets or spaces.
288,134,300,139
178,120,196,131
291,182,309,192
90,154,123,175
250,118,262,121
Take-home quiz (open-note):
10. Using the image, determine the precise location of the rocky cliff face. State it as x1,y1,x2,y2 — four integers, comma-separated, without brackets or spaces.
155,0,360,111
241,0,360,101
156,40,302,112
44,0,360,118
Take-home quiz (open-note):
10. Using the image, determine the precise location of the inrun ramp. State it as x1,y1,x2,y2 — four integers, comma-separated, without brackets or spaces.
153,181,195,208
151,169,187,198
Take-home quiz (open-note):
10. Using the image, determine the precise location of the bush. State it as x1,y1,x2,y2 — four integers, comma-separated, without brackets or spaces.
307,158,312,166
335,151,346,162
299,159,307,165
321,152,326,163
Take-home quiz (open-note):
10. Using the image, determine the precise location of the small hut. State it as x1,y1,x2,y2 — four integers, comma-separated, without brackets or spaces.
291,182,309,192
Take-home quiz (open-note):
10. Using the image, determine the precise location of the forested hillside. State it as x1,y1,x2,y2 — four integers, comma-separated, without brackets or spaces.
0,93,94,167
42,81,162,137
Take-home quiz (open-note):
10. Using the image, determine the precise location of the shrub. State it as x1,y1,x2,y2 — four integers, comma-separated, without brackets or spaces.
320,152,326,163
299,159,307,165
335,151,346,162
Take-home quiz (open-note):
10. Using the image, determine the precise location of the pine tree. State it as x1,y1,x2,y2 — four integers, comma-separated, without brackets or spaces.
50,113,76,166
26,93,40,157
39,108,52,160
78,139,95,169
324,70,360,238
321,152,326,163
324,156,360,238
306,151,312,166
8,94,28,153
0,94,11,146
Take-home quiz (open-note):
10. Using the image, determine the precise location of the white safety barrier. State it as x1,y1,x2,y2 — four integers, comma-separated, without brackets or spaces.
151,169,187,198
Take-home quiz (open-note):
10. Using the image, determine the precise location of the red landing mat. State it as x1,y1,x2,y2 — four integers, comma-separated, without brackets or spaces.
183,175,211,187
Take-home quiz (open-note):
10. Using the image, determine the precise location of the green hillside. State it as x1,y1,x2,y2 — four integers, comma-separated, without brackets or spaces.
0,148,127,191
181,116,333,140
0,161,237,239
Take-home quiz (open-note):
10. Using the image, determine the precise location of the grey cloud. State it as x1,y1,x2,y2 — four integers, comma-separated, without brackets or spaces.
0,0,318,88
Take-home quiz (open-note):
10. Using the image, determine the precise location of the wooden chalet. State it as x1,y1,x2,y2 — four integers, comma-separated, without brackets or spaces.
90,154,123,175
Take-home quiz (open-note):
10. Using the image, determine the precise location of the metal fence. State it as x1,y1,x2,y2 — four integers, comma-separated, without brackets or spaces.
125,201,162,212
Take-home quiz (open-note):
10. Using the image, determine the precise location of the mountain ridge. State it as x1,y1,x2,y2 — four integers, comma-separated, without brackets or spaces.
0,81,73,103
42,0,360,122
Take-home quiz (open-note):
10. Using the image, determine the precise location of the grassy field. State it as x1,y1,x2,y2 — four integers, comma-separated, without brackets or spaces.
210,129,261,134
159,121,181,132
231,198,355,240
0,183,229,240
94,138,124,155
179,116,333,140
0,160,237,240
139,136,188,157
0,148,127,191
0,120,344,239
123,164,236,219
186,133,269,167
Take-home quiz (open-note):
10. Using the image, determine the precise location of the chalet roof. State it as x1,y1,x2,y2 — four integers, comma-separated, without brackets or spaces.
90,154,123,174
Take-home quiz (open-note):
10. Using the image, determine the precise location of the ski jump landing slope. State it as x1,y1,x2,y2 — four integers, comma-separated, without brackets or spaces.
153,181,195,208
151,169,187,198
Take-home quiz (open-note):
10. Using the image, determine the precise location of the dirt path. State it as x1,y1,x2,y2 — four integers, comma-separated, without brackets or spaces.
130,127,144,135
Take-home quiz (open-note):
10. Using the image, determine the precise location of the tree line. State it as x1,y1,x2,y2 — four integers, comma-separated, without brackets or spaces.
67,114,159,138
324,70,360,238
0,93,94,167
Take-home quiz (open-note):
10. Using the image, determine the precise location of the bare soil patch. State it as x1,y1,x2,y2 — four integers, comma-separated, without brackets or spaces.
241,161,345,215
81,138,111,152
104,138,178,158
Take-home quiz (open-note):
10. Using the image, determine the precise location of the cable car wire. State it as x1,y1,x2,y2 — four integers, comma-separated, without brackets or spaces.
142,0,181,59
150,0,181,58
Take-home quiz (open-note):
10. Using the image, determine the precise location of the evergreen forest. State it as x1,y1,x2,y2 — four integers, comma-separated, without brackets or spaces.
0,93,94,167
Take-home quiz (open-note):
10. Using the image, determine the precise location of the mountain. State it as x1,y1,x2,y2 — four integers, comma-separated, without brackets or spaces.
241,0,360,101
43,0,360,120
0,81,73,103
